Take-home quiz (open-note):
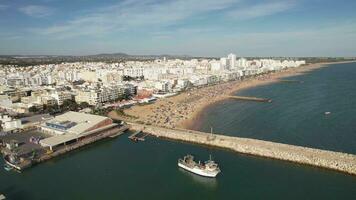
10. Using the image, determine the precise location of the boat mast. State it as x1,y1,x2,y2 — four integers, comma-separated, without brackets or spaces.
209,126,213,160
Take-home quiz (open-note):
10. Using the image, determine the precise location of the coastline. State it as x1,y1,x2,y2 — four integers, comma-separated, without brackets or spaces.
123,61,355,130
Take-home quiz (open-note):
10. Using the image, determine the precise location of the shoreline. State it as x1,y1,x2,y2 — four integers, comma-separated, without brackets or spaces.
123,61,355,130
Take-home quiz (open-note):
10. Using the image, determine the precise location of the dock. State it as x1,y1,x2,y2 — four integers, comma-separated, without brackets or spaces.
129,122,356,176
128,130,149,142
226,95,272,103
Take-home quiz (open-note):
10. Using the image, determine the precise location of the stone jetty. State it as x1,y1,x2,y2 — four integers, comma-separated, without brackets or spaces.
225,95,272,102
129,123,356,176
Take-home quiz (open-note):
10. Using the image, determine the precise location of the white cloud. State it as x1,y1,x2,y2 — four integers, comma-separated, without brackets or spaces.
34,0,238,38
19,5,53,17
228,1,296,20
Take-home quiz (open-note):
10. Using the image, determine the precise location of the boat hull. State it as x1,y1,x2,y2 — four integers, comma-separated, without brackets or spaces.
3,155,31,171
178,162,219,178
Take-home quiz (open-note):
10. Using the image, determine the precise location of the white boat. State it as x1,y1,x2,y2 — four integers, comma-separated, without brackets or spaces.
0,193,6,200
178,155,221,178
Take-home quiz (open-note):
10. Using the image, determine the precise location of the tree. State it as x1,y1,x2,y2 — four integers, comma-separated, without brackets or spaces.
123,75,134,81
79,102,90,109
29,106,38,113
61,99,79,111
49,105,60,114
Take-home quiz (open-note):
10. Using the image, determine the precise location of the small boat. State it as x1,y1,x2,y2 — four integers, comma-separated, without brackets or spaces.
178,155,221,178
0,193,6,200
3,164,12,171
325,112,331,115
3,155,32,171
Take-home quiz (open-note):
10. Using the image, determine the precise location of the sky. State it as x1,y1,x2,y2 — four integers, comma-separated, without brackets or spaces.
0,0,355,57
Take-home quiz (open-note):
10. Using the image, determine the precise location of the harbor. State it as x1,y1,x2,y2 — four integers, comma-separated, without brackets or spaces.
129,122,356,176
3,61,356,198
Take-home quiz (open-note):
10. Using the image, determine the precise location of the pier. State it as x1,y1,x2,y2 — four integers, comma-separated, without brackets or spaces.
129,123,356,176
128,130,149,142
225,95,272,103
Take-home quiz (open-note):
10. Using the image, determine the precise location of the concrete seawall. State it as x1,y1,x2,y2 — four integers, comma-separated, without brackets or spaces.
129,123,356,176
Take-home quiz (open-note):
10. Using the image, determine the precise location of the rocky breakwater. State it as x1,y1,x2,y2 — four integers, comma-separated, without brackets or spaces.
129,123,356,176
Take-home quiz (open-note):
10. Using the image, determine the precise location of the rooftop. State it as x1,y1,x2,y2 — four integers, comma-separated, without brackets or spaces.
44,111,110,135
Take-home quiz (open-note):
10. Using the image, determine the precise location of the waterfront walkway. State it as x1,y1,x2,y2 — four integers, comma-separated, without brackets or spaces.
129,123,356,176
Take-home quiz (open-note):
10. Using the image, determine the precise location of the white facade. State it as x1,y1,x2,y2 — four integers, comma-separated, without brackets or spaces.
0,115,22,131
51,91,72,105
124,67,144,77
227,53,237,70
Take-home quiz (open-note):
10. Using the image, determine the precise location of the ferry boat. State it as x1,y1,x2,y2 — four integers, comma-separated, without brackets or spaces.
178,155,221,178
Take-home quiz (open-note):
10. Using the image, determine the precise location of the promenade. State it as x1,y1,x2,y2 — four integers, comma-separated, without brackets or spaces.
129,123,356,176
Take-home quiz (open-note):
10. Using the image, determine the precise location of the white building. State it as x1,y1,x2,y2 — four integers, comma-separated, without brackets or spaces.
154,81,172,93
50,90,72,105
227,53,237,70
124,67,144,78
0,115,22,131
210,61,222,72
40,111,116,150
220,57,228,69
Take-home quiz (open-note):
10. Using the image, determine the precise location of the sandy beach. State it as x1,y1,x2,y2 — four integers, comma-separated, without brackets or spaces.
115,61,354,130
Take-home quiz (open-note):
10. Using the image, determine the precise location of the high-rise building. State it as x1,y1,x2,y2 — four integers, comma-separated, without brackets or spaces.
220,57,228,70
227,53,237,69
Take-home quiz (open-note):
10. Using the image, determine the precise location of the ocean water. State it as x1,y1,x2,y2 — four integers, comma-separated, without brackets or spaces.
1,62,356,199
197,62,356,154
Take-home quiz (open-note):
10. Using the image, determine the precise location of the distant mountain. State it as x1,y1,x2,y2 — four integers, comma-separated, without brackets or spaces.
0,52,198,66
88,53,130,57
2,53,352,66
